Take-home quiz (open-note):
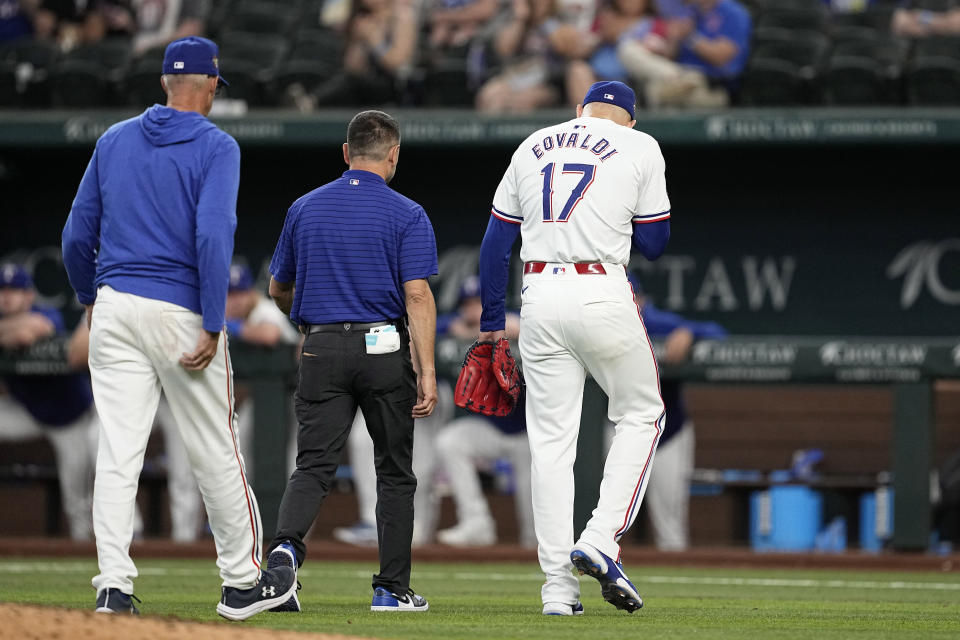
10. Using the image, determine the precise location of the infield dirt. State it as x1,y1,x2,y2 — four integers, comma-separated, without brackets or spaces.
0,603,371,640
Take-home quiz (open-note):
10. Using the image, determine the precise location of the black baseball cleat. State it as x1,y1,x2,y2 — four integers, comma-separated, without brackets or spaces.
95,588,140,614
266,542,301,612
216,566,297,621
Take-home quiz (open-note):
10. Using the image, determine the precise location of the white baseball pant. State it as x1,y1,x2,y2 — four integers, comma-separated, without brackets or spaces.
518,265,664,605
88,286,262,594
0,396,97,540
436,416,535,546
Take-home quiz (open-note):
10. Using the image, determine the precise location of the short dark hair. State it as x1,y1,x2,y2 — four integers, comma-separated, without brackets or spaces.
346,110,400,161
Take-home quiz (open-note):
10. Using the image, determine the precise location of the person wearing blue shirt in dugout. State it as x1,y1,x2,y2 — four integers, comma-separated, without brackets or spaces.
0,263,97,541
265,110,439,613
617,0,751,108
62,36,295,619
626,274,726,550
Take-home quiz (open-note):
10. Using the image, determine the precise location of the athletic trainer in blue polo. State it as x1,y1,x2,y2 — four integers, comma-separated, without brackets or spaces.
265,110,438,613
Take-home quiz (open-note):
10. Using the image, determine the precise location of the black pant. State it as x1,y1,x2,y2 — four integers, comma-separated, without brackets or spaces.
270,324,417,594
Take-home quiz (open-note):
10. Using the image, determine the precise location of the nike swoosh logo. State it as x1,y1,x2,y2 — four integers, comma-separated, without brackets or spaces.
521,286,529,294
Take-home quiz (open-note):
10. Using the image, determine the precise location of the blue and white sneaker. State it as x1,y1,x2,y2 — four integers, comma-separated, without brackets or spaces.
95,588,140,614
267,542,301,612
370,587,429,612
542,601,584,616
570,542,643,613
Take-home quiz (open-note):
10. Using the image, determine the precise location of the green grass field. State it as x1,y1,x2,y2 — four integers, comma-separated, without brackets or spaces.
1,557,959,639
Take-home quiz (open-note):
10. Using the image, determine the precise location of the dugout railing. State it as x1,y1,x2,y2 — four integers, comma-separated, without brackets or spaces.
2,334,958,550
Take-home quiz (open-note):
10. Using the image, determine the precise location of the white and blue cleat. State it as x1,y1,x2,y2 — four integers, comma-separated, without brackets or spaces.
570,542,643,613
371,587,429,612
542,601,585,616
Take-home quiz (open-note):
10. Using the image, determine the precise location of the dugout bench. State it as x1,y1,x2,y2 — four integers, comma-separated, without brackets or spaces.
3,335,958,550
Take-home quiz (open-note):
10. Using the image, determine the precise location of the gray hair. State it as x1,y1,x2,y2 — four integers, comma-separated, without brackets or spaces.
161,73,214,94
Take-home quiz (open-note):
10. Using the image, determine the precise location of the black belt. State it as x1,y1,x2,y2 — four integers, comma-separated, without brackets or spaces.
304,321,395,335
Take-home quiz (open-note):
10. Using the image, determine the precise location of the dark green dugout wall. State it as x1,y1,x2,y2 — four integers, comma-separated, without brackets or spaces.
2,139,958,336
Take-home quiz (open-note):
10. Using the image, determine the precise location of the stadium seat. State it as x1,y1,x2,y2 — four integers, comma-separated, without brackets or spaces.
289,27,344,66
70,38,132,73
757,6,829,31
123,55,165,107
752,30,829,72
272,59,332,103
218,32,290,105
912,37,960,59
822,55,889,104
9,39,59,107
220,32,290,68
831,30,907,71
421,58,474,107
740,58,805,105
223,1,299,35
906,56,960,104
0,59,17,106
49,59,110,107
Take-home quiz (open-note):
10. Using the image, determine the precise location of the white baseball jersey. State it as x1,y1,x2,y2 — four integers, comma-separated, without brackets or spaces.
491,116,670,265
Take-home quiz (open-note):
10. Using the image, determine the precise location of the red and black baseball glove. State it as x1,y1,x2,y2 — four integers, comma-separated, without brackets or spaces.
454,339,522,417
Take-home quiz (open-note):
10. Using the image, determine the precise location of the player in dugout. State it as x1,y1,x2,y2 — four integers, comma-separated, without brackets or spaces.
0,262,98,541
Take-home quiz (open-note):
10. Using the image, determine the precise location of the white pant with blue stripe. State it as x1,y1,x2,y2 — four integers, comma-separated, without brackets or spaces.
518,265,664,606
88,286,262,595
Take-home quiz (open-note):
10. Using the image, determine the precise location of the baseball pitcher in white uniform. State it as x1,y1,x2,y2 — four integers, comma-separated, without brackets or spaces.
477,81,670,616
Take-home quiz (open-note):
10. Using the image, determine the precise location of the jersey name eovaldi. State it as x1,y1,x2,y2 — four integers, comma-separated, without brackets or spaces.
492,116,670,265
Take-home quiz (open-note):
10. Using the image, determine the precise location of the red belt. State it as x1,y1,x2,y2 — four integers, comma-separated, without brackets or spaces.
523,262,607,275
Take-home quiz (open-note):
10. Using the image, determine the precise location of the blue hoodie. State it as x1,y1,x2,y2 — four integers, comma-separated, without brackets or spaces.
62,105,240,332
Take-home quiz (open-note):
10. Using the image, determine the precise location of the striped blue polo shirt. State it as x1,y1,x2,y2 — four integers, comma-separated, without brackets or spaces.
270,169,438,325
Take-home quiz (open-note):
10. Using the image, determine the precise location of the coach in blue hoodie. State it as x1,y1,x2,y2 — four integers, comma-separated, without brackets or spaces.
62,36,294,620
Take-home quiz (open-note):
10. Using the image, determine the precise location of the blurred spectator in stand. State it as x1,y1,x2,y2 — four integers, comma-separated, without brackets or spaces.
0,262,97,541
427,0,499,51
566,0,671,102
476,0,600,112
225,262,301,479
621,274,725,550
127,0,209,56
81,0,138,43
302,0,419,107
33,0,125,49
892,1,960,38
0,0,40,41
617,0,749,108
824,0,873,14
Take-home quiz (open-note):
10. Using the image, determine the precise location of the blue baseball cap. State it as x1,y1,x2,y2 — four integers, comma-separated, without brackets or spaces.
458,275,481,305
162,36,228,86
228,264,254,292
0,263,32,289
582,81,636,119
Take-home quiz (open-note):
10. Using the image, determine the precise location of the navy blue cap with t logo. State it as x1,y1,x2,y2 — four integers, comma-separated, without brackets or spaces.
582,81,636,119
162,36,229,86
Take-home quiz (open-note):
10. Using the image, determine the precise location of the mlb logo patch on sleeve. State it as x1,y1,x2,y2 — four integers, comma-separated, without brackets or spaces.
350,179,360,186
